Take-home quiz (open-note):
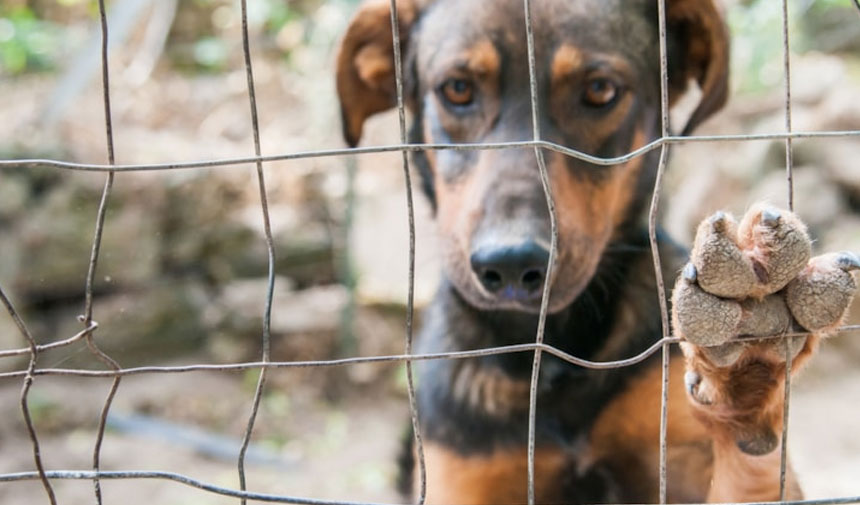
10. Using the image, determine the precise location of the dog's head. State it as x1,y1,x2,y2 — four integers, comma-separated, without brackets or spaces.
336,0,728,314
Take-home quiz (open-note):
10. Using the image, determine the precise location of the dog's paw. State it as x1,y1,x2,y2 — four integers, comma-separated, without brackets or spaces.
673,204,858,357
671,205,859,455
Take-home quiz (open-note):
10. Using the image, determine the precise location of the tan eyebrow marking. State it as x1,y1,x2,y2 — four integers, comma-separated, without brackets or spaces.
551,43,585,83
464,39,500,77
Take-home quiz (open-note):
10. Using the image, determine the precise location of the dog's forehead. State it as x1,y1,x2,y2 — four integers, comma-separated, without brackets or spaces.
415,0,656,71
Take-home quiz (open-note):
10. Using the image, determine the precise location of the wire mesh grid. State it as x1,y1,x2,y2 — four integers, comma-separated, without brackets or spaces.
1,0,860,504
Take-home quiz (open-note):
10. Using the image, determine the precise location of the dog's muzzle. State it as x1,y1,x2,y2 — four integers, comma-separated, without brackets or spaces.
469,239,550,302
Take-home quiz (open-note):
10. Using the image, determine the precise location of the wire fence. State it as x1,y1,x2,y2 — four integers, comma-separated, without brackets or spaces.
1,0,860,504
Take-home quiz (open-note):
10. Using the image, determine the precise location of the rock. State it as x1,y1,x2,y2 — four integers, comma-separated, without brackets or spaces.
207,279,350,361
794,140,860,201
789,54,846,106
5,175,162,301
349,153,440,307
159,173,263,282
798,85,860,134
213,279,348,336
47,281,210,367
664,141,767,244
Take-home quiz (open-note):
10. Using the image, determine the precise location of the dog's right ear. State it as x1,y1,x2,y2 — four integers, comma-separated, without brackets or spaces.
336,0,417,147
666,0,730,136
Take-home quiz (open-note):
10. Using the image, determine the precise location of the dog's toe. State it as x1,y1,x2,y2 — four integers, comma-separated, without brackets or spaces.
738,204,812,298
786,251,859,333
672,268,742,346
691,211,758,299
701,341,745,367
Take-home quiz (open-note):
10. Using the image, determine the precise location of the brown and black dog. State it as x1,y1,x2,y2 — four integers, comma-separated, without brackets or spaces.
334,0,857,502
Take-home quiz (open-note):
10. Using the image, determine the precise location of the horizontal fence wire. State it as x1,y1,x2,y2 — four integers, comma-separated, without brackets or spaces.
1,471,859,505
1,131,859,173
2,0,860,503
2,327,859,381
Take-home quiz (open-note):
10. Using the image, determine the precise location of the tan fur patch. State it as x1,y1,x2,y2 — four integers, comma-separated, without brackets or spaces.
588,358,712,500
551,44,584,84
451,361,530,416
422,443,567,504
465,39,501,77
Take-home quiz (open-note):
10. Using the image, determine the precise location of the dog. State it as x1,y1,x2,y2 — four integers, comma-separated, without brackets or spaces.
334,0,858,502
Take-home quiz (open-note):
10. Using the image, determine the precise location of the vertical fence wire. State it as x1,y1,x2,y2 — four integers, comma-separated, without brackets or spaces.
650,0,673,502
0,285,57,504
84,1,124,502
520,1,560,503
387,1,426,503
236,0,277,502
779,0,796,499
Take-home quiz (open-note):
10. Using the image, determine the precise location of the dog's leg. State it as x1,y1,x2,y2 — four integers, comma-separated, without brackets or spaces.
672,204,858,501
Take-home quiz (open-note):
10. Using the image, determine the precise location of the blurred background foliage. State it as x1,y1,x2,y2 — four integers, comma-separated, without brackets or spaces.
729,0,860,92
0,0,366,75
2,0,859,81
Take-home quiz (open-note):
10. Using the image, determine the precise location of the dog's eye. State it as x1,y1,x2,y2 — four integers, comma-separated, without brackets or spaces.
582,77,618,107
440,78,475,107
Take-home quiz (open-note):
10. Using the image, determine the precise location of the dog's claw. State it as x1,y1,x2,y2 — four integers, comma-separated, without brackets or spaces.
682,263,697,283
709,211,728,232
836,251,860,272
760,207,781,227
684,370,700,396
683,369,713,405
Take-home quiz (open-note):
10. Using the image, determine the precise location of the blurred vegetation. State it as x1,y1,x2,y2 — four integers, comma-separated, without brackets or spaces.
168,0,318,72
0,0,364,75
729,0,860,92
2,0,858,82
0,5,66,74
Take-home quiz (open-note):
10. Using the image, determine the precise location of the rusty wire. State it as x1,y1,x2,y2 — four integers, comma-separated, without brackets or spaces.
1,0,860,504
2,326,859,381
521,0,559,502
0,285,57,504
387,1,426,503
650,0,673,502
2,130,859,174
236,0,277,502
2,470,859,505
779,0,796,499
81,1,123,503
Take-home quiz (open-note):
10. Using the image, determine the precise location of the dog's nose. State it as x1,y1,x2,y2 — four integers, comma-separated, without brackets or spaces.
470,240,550,300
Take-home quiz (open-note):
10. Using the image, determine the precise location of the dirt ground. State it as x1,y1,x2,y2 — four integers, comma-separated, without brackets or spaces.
2,342,860,504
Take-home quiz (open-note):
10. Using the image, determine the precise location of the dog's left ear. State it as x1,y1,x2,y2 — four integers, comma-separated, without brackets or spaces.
336,0,417,147
666,0,730,135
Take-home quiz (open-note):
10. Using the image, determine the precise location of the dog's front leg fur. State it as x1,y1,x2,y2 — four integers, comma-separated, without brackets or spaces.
672,204,859,501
